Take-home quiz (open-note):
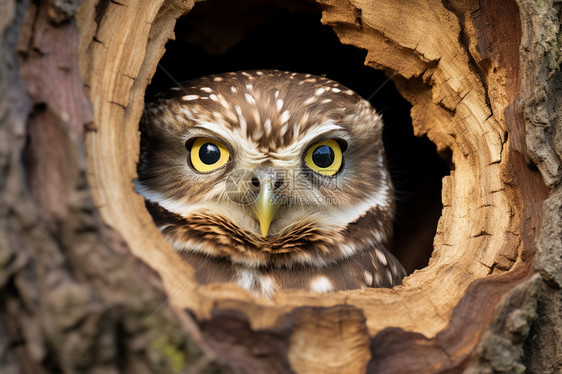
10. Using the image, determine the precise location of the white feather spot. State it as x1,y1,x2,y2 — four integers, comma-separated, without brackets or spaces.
340,244,356,256
387,269,394,285
280,110,290,124
246,84,253,91
209,94,218,101
182,95,199,101
293,252,330,267
375,249,388,266
374,272,382,285
276,99,284,111
309,276,333,293
237,269,255,291
234,105,247,134
245,93,256,104
332,88,341,93
257,275,276,297
364,271,374,287
200,87,212,93
345,89,354,95
213,77,224,82
274,90,280,99
180,108,194,120
315,88,326,96
263,119,272,135
251,127,263,141
231,86,237,93
216,94,229,108
320,99,332,104
279,123,289,136
213,112,224,122
293,124,300,138
304,97,317,105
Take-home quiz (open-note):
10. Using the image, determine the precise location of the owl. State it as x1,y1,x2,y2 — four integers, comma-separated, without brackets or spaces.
136,70,406,296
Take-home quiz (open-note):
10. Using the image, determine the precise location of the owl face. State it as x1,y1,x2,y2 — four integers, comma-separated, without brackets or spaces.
136,70,394,272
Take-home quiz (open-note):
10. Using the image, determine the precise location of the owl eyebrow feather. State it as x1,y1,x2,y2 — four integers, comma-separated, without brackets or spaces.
191,118,349,152
191,121,266,159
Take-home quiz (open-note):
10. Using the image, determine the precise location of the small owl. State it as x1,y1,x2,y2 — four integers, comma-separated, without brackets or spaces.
136,70,406,296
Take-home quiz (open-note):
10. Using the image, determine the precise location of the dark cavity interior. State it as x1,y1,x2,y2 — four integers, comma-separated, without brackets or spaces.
146,0,450,273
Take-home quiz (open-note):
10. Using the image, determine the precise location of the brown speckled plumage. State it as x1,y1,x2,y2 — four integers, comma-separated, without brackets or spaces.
136,70,406,296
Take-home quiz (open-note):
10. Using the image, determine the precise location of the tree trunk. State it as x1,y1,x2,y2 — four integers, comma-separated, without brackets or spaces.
1,0,560,373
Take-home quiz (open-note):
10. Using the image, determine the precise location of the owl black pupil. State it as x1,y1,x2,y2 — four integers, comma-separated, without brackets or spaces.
199,143,221,165
312,145,335,168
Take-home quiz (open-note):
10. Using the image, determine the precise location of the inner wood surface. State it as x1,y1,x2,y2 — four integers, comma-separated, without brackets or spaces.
77,0,531,354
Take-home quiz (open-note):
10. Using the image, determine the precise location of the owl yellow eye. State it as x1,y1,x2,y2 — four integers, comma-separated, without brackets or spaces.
304,139,343,176
189,137,230,172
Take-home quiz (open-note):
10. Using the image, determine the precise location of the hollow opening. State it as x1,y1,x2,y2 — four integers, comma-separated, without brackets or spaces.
144,0,450,275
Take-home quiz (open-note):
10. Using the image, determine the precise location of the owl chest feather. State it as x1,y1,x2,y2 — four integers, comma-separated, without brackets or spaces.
146,200,405,295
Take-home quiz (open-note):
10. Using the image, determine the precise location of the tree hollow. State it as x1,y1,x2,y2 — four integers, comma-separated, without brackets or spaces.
75,0,548,372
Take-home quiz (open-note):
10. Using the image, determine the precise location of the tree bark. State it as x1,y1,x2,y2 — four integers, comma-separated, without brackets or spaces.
0,0,560,373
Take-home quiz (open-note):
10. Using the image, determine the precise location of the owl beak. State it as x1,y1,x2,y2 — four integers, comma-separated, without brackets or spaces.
253,179,280,238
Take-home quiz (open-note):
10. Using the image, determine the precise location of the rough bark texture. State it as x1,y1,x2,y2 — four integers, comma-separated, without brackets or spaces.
0,0,560,373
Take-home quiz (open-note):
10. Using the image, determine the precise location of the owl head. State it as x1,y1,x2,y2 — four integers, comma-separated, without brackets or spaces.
136,70,394,272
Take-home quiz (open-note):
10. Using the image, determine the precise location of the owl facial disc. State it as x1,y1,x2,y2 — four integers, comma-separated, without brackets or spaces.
136,70,408,293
